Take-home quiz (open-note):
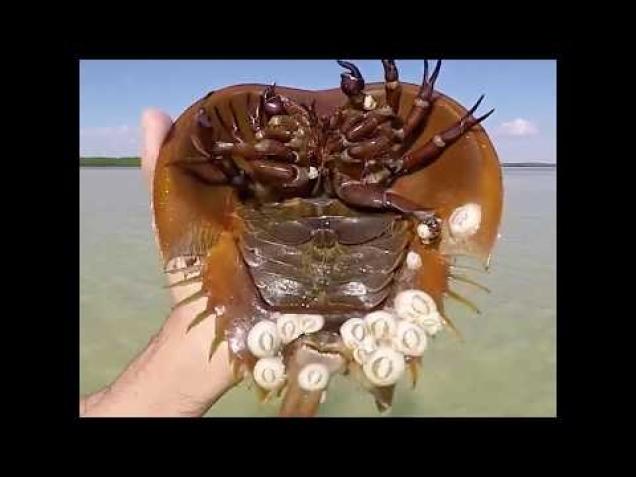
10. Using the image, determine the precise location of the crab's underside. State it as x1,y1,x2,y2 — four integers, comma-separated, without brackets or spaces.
153,60,503,416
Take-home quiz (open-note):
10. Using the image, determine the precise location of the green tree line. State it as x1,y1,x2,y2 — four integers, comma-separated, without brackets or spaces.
80,157,141,167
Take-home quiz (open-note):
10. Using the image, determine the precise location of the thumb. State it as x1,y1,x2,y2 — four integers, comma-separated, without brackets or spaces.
140,108,173,190
140,109,201,306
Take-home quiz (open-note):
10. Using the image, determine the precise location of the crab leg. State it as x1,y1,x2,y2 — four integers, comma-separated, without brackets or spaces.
257,84,291,126
324,136,345,156
190,134,211,158
245,92,265,137
211,139,295,162
347,136,392,160
337,60,366,108
398,95,494,174
342,106,394,142
256,127,294,143
339,109,365,135
332,171,441,228
212,105,242,143
198,128,313,190
249,95,301,144
382,59,402,114
258,85,277,127
212,98,302,164
250,159,296,183
166,135,230,184
327,108,344,131
250,160,316,189
195,108,213,129
376,122,405,142
402,60,442,141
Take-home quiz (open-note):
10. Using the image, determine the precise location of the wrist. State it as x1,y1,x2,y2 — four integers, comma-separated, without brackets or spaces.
82,304,238,417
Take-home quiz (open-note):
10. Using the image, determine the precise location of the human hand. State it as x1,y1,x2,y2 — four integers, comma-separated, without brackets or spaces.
80,109,239,417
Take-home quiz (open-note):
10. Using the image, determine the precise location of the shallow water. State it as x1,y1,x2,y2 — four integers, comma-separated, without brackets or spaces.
79,168,556,417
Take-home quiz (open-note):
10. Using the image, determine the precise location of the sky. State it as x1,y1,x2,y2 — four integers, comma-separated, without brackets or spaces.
80,60,556,163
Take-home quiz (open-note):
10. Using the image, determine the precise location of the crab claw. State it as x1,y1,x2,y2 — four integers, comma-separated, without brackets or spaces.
337,60,365,96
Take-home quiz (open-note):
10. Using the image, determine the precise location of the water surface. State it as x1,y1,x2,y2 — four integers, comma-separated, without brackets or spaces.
80,168,556,416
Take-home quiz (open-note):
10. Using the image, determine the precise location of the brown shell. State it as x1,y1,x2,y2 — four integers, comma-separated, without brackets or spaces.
154,83,502,266
153,80,503,415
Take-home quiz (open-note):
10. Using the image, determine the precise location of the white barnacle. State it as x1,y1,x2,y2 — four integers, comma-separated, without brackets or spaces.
352,336,378,365
276,314,303,344
340,318,368,349
246,320,281,358
253,357,286,391
364,311,397,341
363,346,405,387
394,289,438,322
342,281,367,296
393,321,428,356
417,223,433,242
363,94,377,111
308,166,319,180
414,97,430,109
433,135,446,147
298,314,325,334
417,310,444,336
298,363,330,392
406,251,422,270
449,203,482,239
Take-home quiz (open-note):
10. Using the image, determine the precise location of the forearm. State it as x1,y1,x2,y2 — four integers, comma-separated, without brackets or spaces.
80,304,238,417
81,110,239,417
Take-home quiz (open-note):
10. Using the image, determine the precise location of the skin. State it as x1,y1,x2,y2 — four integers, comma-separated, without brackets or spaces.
80,109,238,417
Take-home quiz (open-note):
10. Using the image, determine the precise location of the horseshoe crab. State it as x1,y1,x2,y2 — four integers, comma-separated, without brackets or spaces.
152,59,503,416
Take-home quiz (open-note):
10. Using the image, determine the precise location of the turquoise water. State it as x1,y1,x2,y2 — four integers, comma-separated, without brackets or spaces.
80,168,556,417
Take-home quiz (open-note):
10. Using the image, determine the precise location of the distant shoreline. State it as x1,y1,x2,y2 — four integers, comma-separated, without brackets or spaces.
79,157,556,168
80,157,141,167
501,162,556,168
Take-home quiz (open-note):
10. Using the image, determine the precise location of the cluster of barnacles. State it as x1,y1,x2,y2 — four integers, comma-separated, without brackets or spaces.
245,288,445,397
